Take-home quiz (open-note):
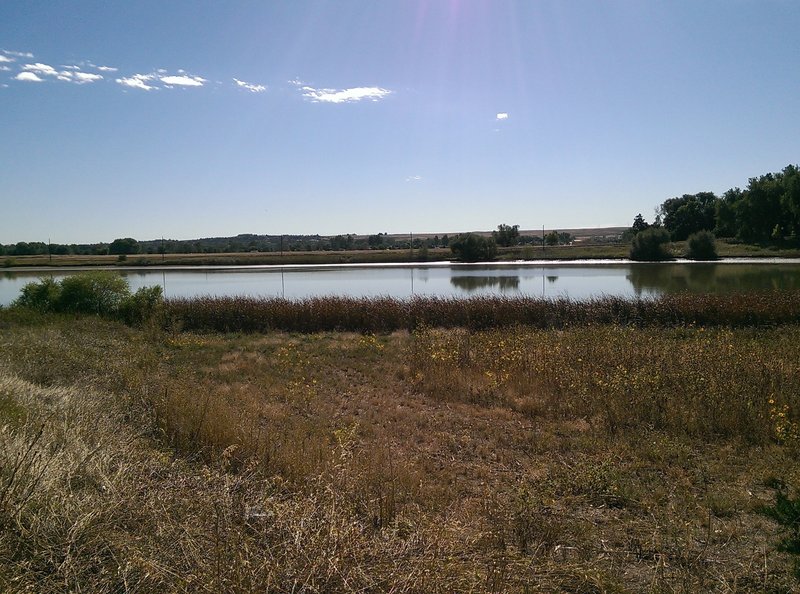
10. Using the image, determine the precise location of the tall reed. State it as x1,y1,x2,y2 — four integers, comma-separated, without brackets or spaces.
164,291,800,333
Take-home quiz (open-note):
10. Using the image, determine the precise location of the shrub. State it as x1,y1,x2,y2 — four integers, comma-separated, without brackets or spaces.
14,277,61,312
760,489,800,577
119,285,164,325
58,272,131,315
629,227,672,261
13,272,163,324
450,234,497,262
686,230,718,260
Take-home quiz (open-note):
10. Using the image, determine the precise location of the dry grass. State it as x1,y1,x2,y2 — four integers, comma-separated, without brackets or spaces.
164,291,800,334
1,309,799,592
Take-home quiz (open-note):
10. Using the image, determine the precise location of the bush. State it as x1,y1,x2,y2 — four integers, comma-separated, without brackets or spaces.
450,234,497,262
760,489,800,577
58,272,131,315
119,285,164,325
629,228,672,261
14,277,61,312
13,272,163,324
686,230,718,260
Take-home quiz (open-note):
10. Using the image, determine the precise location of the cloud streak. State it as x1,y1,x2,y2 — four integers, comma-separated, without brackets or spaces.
233,78,266,93
115,71,206,90
23,62,58,76
73,72,103,84
3,50,392,104
160,74,206,87
116,74,157,91
2,50,33,59
496,112,509,121
298,84,392,104
16,62,104,84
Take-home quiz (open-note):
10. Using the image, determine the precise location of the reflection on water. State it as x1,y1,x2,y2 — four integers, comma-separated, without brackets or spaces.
627,263,800,295
1,262,800,305
450,275,520,292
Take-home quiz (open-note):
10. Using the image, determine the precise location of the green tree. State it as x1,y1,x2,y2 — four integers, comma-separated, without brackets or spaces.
108,237,140,255
660,192,718,240
631,214,649,234
780,164,800,238
629,227,672,261
492,224,520,247
714,189,741,238
450,234,497,262
13,242,33,256
686,230,718,260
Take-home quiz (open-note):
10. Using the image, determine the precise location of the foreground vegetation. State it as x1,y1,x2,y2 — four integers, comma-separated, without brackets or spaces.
165,291,800,334
2,283,800,591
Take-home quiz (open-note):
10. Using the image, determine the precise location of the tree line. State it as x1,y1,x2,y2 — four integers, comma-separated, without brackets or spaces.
2,227,573,260
630,164,800,244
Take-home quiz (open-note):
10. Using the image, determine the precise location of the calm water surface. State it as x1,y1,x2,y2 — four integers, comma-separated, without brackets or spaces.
2,261,800,306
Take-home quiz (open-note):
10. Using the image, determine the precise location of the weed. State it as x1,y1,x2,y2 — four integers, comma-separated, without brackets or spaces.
760,488,800,577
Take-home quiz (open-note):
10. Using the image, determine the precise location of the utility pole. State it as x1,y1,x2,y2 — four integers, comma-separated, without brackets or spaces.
409,231,413,261
48,237,52,264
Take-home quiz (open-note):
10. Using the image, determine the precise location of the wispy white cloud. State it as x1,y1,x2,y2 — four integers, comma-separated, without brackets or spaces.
298,84,392,104
115,71,205,90
496,112,509,121
405,175,422,182
3,50,33,59
32,63,103,85
233,78,266,93
116,73,157,91
160,74,206,87
15,71,43,82
23,62,58,77
73,72,103,84
5,50,391,103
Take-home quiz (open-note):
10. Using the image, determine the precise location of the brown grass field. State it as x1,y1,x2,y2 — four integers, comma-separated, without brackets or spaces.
1,296,799,592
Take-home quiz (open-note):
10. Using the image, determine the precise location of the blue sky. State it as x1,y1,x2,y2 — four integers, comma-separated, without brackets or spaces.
2,1,799,244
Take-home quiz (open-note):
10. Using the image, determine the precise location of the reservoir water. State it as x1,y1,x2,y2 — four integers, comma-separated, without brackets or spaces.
2,260,800,307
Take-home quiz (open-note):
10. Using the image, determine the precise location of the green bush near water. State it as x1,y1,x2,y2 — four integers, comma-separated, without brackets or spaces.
629,227,672,261
686,230,719,260
14,271,163,324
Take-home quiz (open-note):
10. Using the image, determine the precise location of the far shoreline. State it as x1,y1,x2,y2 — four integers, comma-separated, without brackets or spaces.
6,256,800,275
